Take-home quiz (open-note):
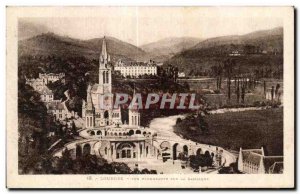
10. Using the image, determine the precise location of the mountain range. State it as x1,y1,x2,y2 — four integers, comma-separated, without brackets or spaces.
18,26,283,75
165,27,283,75
19,33,148,62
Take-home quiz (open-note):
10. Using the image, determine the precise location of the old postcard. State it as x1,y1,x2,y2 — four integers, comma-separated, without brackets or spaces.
6,6,294,188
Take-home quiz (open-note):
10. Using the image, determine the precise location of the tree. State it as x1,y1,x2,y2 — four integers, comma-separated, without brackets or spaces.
176,118,182,124
271,86,275,101
111,162,132,174
211,64,223,91
224,59,235,101
58,148,73,173
236,78,240,103
197,113,208,134
189,152,213,170
174,67,179,82
241,77,246,104
71,121,77,135
275,84,280,96
263,80,266,97
203,151,213,167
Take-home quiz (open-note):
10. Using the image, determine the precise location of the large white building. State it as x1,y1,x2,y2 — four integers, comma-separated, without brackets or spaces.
114,60,157,78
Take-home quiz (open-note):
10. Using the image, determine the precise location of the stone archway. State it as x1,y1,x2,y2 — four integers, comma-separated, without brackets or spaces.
117,142,135,159
204,150,210,157
146,146,149,157
139,144,143,157
104,111,109,119
83,144,91,156
136,130,141,134
173,143,179,160
128,130,134,136
97,130,102,135
76,145,82,158
183,145,188,156
196,148,203,156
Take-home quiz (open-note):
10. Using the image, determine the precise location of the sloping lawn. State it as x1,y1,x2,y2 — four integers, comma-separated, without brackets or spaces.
174,108,283,156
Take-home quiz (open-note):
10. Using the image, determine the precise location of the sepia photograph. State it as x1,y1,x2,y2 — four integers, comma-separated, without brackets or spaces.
6,6,294,188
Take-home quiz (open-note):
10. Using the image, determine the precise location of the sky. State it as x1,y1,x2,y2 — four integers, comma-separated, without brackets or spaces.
19,7,283,46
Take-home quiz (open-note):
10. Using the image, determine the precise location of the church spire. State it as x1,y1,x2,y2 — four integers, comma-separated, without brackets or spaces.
99,36,110,65
101,36,107,60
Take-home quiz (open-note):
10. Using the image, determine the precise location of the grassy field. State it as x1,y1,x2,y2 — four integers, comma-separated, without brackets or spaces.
174,107,283,156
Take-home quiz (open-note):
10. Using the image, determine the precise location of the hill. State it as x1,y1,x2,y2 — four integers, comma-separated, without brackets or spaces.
18,33,149,61
166,27,283,78
193,27,283,52
18,20,50,40
141,37,201,62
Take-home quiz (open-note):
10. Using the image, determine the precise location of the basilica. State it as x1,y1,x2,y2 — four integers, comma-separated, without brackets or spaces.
79,38,157,161
81,37,123,128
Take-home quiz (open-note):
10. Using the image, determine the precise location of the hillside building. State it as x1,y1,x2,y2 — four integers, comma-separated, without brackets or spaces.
39,73,65,84
47,100,77,121
38,86,54,102
26,72,65,91
114,60,157,78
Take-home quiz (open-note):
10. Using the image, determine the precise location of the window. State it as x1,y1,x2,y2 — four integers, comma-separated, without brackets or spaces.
105,71,109,83
103,71,106,83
